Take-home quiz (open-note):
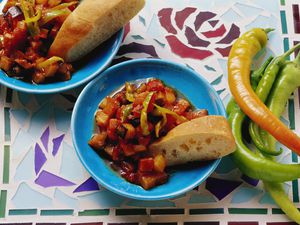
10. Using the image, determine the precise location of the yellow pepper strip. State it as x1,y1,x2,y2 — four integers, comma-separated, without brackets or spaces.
25,9,42,23
155,112,167,138
36,56,64,69
154,104,188,123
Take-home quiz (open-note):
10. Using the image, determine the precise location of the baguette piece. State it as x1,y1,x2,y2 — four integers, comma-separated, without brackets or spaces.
49,0,145,62
149,116,236,166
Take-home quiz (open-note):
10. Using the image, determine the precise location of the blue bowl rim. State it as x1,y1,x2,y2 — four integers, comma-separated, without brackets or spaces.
0,28,124,94
71,58,226,200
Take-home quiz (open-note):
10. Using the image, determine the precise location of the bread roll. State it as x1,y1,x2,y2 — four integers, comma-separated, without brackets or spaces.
49,0,145,62
149,116,236,166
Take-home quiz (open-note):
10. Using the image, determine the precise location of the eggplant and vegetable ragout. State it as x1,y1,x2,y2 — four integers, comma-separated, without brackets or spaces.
89,79,208,189
0,0,77,83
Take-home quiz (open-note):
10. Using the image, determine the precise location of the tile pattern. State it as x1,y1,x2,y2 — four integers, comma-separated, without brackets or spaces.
0,0,300,224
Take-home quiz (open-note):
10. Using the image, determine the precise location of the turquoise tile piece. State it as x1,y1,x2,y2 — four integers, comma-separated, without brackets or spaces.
231,187,263,203
54,189,79,209
28,103,54,139
78,190,126,207
60,142,85,183
54,107,71,133
12,183,52,208
189,194,217,203
126,199,175,207
11,129,34,159
14,147,34,181
220,8,242,23
10,109,29,126
234,2,263,18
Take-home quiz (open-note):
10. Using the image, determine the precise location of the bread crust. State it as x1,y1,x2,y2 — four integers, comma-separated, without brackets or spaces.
49,0,145,62
149,116,236,166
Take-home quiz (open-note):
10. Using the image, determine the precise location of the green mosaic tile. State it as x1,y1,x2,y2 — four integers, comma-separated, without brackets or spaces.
292,180,299,203
150,209,184,215
283,38,290,60
280,0,285,5
272,208,284,214
189,208,224,215
5,88,12,104
228,208,267,214
116,208,147,216
0,190,7,218
4,107,10,142
41,210,74,216
9,209,38,216
3,145,10,184
78,209,109,216
280,11,288,34
288,99,295,129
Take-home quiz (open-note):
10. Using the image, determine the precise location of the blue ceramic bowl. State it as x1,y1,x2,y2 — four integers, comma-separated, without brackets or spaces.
71,59,226,200
0,29,124,94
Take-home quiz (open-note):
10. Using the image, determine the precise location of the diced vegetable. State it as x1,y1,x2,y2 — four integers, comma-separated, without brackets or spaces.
153,154,166,173
139,158,154,172
88,132,107,150
95,110,109,127
103,97,119,117
123,123,135,140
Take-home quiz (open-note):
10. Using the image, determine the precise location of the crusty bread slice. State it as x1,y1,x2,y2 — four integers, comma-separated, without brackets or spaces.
48,0,145,62
149,116,236,166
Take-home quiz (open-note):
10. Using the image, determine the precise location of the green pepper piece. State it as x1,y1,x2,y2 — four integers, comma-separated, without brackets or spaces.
228,101,300,182
125,82,135,102
140,92,154,136
121,104,132,122
249,44,300,155
250,56,274,90
261,52,300,151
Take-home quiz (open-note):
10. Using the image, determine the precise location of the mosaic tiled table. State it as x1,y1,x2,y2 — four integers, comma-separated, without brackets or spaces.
1,0,300,224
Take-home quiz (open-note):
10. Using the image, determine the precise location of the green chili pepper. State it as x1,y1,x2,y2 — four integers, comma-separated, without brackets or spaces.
228,103,300,182
125,82,135,102
140,92,154,136
260,52,300,151
250,56,274,90
121,104,132,122
249,44,300,155
263,181,300,224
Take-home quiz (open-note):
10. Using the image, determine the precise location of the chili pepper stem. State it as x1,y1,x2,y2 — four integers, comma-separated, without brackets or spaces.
264,28,275,33
281,43,300,60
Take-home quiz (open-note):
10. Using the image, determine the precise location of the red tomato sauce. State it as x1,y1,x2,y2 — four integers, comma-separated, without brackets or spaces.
89,79,208,189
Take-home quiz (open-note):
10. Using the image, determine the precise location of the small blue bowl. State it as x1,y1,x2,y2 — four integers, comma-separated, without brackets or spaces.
71,59,226,200
0,29,124,94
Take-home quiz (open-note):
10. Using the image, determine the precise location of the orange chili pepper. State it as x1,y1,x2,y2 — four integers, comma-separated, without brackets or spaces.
228,28,300,155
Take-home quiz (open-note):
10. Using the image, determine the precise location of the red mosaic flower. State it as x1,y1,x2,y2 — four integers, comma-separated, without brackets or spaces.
158,8,241,60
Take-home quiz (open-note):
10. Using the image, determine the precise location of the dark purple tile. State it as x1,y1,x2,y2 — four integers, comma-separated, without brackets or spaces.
185,26,210,47
185,222,219,225
293,4,300,33
35,170,75,187
40,127,50,152
73,177,99,193
228,223,258,225
71,223,102,225
206,177,242,200
35,143,47,175
194,11,216,31
52,134,64,156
